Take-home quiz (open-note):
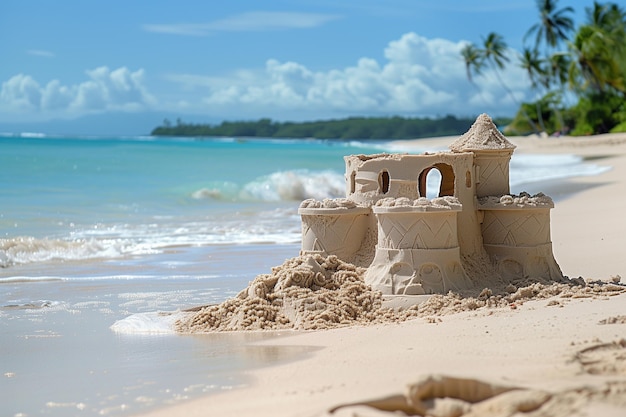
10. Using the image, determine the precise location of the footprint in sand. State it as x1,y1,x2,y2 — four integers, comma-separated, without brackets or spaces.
575,339,626,375
598,315,626,325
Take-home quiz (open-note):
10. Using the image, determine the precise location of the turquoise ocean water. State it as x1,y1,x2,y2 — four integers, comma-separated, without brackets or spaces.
0,133,610,416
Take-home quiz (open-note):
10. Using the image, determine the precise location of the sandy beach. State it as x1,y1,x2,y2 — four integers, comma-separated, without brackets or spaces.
136,132,626,417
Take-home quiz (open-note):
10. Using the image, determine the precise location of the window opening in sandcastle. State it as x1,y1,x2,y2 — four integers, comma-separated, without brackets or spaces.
298,113,564,297
350,171,357,194
379,170,390,194
418,163,454,198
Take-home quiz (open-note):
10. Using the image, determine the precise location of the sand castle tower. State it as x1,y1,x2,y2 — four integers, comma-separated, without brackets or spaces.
478,194,564,282
447,114,562,283
299,198,370,263
446,114,517,284
449,114,515,198
365,197,471,295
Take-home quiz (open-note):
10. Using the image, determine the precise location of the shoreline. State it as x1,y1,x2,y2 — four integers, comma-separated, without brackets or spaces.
136,132,626,417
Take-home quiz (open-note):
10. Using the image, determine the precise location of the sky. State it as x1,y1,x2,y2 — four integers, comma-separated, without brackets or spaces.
0,0,592,135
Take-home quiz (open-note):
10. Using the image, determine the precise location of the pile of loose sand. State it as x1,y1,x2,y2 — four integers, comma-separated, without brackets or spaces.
176,254,388,332
416,277,623,316
175,255,625,333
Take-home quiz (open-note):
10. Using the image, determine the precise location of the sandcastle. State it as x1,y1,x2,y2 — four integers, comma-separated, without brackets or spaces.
298,114,564,295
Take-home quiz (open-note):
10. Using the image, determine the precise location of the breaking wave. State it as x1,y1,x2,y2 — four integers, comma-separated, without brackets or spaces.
0,236,132,268
0,207,302,268
191,169,345,202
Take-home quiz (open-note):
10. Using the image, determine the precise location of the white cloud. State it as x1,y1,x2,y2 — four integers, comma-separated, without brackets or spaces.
0,74,42,111
41,79,73,110
170,32,532,119
143,11,340,36
0,67,156,118
26,49,55,58
1,32,533,124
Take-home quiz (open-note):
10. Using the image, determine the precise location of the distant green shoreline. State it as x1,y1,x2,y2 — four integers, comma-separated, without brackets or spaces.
151,115,512,140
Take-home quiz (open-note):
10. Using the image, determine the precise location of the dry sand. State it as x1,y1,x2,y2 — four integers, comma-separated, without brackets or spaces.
136,133,626,417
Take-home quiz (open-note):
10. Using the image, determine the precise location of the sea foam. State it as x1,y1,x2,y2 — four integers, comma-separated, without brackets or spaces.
110,311,182,334
0,210,302,267
191,169,345,202
0,236,129,268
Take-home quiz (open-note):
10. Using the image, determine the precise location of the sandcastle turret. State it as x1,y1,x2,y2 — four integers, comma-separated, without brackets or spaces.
449,113,516,198
449,114,563,283
298,198,370,263
478,193,564,283
364,197,472,295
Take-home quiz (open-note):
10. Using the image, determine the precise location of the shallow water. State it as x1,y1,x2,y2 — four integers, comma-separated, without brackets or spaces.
3,306,315,417
1,244,308,417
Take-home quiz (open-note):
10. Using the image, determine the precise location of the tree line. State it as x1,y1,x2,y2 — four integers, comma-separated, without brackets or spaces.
151,115,512,140
462,0,626,135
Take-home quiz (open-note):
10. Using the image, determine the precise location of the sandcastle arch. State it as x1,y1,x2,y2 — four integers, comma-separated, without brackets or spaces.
418,163,455,198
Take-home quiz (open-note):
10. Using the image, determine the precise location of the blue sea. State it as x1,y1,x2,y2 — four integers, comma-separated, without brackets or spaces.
0,133,610,416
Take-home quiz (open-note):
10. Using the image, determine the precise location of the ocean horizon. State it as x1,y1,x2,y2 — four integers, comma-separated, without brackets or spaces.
0,133,611,416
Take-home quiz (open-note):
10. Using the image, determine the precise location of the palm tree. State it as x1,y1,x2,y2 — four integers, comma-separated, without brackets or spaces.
547,52,571,130
587,0,626,32
547,52,571,89
481,32,513,100
460,43,484,84
482,32,510,70
460,43,490,105
586,1,626,93
520,48,548,90
481,32,539,132
520,48,548,130
568,2,626,94
566,2,626,134
525,0,575,54
522,0,574,133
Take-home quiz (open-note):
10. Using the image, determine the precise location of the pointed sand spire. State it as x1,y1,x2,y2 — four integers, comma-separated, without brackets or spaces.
449,113,516,152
